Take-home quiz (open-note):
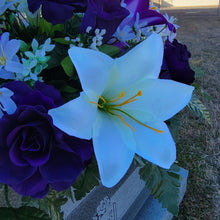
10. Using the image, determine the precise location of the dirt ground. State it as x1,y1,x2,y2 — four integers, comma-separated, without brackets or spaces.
161,7,220,219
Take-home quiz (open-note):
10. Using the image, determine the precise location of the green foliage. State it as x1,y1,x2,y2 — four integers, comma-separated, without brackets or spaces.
98,44,121,57
22,188,74,220
187,93,211,124
166,114,181,142
61,56,74,77
139,162,182,216
190,64,205,78
0,206,50,220
39,19,62,37
19,40,30,52
47,43,68,69
53,38,71,45
63,15,81,37
73,157,100,200
192,83,213,101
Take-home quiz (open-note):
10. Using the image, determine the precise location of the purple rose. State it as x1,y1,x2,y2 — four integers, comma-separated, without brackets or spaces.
0,81,93,198
27,0,87,24
160,39,195,85
80,0,129,42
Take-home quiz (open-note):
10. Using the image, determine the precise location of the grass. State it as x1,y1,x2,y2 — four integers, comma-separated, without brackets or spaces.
164,8,220,219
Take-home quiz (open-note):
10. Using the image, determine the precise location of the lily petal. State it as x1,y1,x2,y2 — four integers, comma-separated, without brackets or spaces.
110,34,163,95
1,97,16,114
48,92,97,139
93,111,135,187
134,121,176,169
122,79,194,122
5,39,20,60
68,46,114,100
5,60,23,74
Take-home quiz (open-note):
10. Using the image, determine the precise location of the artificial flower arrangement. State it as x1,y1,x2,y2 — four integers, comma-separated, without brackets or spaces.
0,0,211,219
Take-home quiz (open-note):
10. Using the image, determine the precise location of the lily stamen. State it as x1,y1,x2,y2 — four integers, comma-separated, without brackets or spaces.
98,95,106,103
112,108,164,134
90,90,164,133
109,110,136,132
110,91,124,103
89,101,103,108
113,90,142,107
0,45,6,65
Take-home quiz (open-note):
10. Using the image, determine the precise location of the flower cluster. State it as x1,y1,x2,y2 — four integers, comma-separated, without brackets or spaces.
0,0,195,201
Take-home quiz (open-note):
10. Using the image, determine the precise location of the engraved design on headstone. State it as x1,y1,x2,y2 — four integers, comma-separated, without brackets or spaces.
93,196,117,220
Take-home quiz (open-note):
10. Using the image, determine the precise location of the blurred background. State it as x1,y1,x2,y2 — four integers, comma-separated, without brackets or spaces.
150,1,220,219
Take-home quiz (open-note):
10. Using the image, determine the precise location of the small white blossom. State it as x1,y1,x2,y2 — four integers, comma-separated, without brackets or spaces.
89,28,106,50
21,38,55,83
155,13,179,42
86,26,92,33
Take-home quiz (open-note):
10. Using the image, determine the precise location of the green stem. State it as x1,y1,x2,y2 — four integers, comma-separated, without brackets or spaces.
49,202,63,220
4,184,12,208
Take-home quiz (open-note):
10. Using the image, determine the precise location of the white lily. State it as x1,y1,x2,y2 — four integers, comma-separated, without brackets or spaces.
0,87,16,118
49,34,194,187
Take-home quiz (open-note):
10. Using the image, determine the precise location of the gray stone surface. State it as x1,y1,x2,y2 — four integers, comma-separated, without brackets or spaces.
62,166,188,220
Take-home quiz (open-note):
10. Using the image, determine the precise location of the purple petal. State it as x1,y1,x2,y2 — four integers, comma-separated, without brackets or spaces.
0,147,36,185
40,148,84,183
34,81,64,107
2,81,32,105
50,181,73,191
27,0,43,13
19,91,55,110
164,40,195,84
11,171,49,198
42,2,76,25
81,0,129,42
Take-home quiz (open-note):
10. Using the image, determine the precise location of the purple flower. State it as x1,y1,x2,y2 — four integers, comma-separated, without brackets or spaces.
27,0,87,24
119,0,176,34
0,81,93,198
80,0,129,42
160,40,195,85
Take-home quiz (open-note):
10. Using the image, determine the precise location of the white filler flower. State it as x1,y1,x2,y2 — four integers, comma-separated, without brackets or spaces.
49,34,194,187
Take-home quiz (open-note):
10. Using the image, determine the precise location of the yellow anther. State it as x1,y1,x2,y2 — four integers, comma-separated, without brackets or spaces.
150,6,157,10
89,101,103,108
113,90,142,107
121,31,126,37
110,91,125,103
98,95,106,103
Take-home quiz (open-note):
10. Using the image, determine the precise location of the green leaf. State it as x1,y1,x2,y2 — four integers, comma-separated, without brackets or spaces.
39,19,62,37
63,15,81,37
73,157,100,200
53,38,71,45
190,64,205,78
62,85,78,93
61,56,74,77
192,83,213,101
19,40,30,52
22,188,73,220
98,44,120,57
47,43,68,69
139,163,182,216
166,114,181,142
0,206,51,220
187,93,211,124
